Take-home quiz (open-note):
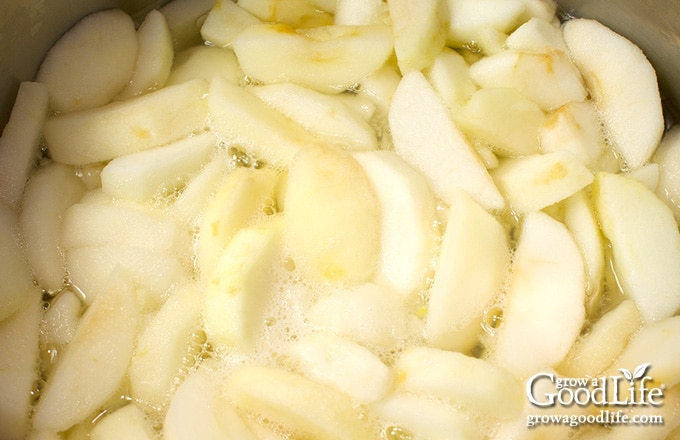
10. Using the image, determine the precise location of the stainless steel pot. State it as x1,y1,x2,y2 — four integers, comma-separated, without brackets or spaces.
1,0,679,125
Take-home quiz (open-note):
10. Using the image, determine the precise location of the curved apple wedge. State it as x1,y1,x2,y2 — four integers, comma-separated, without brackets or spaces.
563,18,664,170
593,172,680,322
32,272,139,432
492,212,586,378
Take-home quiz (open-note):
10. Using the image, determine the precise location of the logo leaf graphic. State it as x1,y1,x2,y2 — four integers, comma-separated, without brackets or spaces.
619,368,633,381
633,363,651,380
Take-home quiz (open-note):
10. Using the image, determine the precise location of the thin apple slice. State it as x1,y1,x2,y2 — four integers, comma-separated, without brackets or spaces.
117,9,174,99
232,23,393,93
164,361,257,440
284,145,379,283
505,17,567,52
100,132,216,201
539,100,608,168
387,0,448,73
425,48,477,110
252,83,377,151
198,167,280,279
491,150,594,215
129,283,202,408
334,0,388,25
0,203,36,321
32,272,138,432
356,65,401,114
237,0,333,28
19,162,86,292
562,18,664,170
371,393,480,440
203,218,283,349
208,77,318,166
653,125,680,221
445,0,525,47
42,291,81,346
455,87,544,157
593,172,680,322
35,9,137,113
45,78,209,165
286,331,393,403
307,283,413,347
167,46,241,86
0,292,41,440
227,365,374,440
389,70,504,211
491,212,586,378
0,81,49,208
558,300,641,378
353,150,437,293
89,404,155,440
469,49,587,111
395,346,523,420
201,0,261,47
425,190,510,353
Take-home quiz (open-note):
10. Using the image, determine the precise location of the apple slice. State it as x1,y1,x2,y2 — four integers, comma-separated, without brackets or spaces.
356,64,401,114
624,163,659,192
491,212,586,378
89,404,155,440
286,331,393,403
166,46,241,86
389,70,504,211
237,0,333,28
469,49,587,111
208,77,318,166
45,78,209,165
198,167,280,279
455,87,544,157
252,83,377,151
307,283,413,347
562,18,664,170
425,190,510,353
100,132,216,201
284,145,380,284
395,346,523,420
445,0,525,47
0,292,41,440
0,203,36,321
164,361,257,440
129,283,202,408
232,23,393,93
0,81,49,208
200,0,261,47
425,48,477,110
353,150,437,293
653,125,680,221
371,393,480,440
491,150,594,215
593,172,680,322
334,0,388,25
35,9,138,113
42,290,81,346
387,0,448,73
32,272,138,432
558,300,641,378
19,162,86,292
117,9,174,100
539,100,608,168
505,17,567,52
203,217,283,349
227,365,374,440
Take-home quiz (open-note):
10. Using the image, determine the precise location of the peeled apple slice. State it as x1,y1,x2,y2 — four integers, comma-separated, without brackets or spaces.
238,0,333,28
118,9,173,100
284,145,379,283
425,190,510,353
0,293,41,440
653,125,680,221
232,23,393,93
395,346,523,420
353,150,437,293
425,48,477,110
89,404,155,440
593,172,680,322
492,212,586,378
563,18,664,169
227,365,374,440
389,70,504,211
44,78,209,165
35,9,138,113
32,272,138,432
19,162,86,292
200,0,261,47
166,46,241,86
445,0,525,47
0,81,49,208
203,218,283,349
